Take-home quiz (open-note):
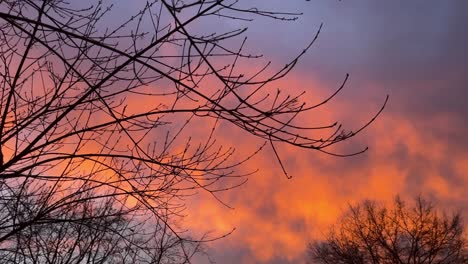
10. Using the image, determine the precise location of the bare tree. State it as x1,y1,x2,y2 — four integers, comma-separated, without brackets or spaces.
0,0,385,261
0,188,203,263
309,196,468,264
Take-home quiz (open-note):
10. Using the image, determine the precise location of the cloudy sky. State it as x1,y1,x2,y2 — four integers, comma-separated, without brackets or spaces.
15,0,465,263
177,1,468,263
1,0,467,263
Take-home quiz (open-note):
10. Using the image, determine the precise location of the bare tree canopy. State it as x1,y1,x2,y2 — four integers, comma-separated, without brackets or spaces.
0,0,385,262
309,196,468,264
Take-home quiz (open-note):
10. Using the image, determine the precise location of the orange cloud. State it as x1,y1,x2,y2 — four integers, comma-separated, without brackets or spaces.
183,74,468,263
6,37,466,264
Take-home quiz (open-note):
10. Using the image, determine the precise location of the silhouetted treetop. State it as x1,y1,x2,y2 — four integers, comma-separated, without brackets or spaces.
309,196,467,264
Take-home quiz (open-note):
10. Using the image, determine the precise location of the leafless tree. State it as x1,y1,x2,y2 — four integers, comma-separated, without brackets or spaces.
0,0,385,261
309,196,468,264
0,192,203,263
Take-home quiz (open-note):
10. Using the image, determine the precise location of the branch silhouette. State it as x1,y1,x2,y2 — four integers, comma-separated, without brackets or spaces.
0,0,385,262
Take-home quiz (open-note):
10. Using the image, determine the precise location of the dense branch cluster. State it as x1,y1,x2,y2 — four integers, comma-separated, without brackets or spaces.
0,0,384,262
309,197,467,264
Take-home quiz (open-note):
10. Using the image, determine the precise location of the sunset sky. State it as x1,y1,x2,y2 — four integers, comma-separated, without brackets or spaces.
178,1,468,263
2,1,466,263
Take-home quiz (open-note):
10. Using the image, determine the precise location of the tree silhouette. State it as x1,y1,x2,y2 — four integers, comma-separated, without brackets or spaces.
0,0,385,261
309,196,468,264
0,194,202,263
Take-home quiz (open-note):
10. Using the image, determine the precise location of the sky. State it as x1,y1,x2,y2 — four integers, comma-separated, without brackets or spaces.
5,0,465,263
179,1,468,263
